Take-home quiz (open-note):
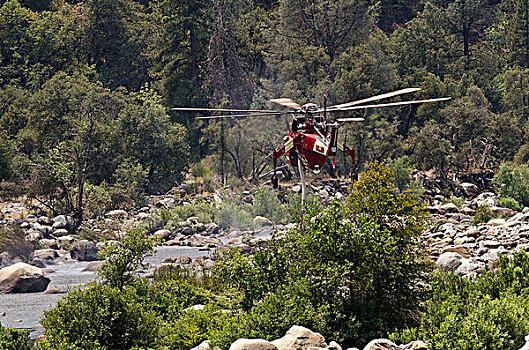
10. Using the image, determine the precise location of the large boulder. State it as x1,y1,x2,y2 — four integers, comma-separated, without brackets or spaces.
0,262,50,293
70,240,99,261
272,326,327,350
436,252,463,270
230,339,278,350
362,339,400,350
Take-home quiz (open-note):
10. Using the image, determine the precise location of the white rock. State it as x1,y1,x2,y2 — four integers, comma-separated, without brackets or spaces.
230,339,278,350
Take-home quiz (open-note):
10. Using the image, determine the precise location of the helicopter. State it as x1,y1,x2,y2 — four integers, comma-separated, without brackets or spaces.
172,88,450,201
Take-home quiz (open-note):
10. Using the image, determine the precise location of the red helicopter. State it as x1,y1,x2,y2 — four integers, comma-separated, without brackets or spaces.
172,88,450,200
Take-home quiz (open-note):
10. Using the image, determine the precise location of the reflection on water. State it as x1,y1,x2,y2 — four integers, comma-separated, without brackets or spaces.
0,246,209,339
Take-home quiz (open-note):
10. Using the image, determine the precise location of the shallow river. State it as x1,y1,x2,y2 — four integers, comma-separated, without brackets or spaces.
0,246,210,339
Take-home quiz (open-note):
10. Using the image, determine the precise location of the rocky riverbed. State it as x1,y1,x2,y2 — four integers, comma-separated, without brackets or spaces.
2,171,529,347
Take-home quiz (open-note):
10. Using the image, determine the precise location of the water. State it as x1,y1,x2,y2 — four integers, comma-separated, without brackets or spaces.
0,246,209,339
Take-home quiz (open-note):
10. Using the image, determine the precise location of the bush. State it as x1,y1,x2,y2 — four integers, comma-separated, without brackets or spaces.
0,324,29,350
40,283,160,350
212,162,431,347
395,253,529,350
252,186,286,224
493,163,529,206
98,229,155,290
216,200,253,230
472,204,496,225
497,196,522,212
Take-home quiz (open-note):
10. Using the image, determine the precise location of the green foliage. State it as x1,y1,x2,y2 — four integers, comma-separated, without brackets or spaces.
78,182,112,219
472,204,496,225
0,324,29,350
40,283,160,350
404,253,529,350
497,196,522,212
493,163,529,207
216,199,253,230
252,186,287,224
97,229,155,290
213,162,431,347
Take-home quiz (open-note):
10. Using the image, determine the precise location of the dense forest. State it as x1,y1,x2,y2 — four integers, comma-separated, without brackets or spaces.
3,0,529,217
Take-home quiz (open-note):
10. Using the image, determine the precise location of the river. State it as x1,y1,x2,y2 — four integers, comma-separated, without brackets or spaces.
0,246,210,339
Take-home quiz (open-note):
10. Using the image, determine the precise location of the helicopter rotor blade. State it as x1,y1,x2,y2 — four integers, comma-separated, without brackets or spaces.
171,107,278,113
270,98,302,110
327,88,422,111
335,117,366,122
196,112,288,119
335,97,451,112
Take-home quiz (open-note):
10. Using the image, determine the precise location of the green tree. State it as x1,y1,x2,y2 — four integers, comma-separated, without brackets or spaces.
116,87,189,193
20,71,125,226
507,0,529,68
214,162,431,347
85,0,149,90
98,229,155,291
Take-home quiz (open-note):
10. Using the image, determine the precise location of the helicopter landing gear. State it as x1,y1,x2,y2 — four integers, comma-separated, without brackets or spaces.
271,175,279,189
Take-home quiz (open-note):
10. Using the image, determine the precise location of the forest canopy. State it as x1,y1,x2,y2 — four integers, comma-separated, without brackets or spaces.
2,0,529,207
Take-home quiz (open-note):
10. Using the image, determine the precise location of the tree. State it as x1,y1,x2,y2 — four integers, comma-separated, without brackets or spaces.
214,162,431,347
116,87,190,193
21,71,125,227
98,229,155,290
85,0,149,90
507,0,529,68
205,0,253,108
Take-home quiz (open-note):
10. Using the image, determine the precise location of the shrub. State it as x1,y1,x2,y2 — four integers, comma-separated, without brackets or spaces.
82,182,112,219
212,162,431,347
216,201,253,230
395,253,529,350
497,196,522,212
0,324,29,350
493,163,529,206
97,229,155,290
472,204,495,225
40,283,160,350
252,186,286,224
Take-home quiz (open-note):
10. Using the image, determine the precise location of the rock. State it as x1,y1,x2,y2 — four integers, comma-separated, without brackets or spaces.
327,341,342,350
436,252,463,270
0,263,50,293
34,224,53,236
70,240,99,261
38,238,58,249
491,206,516,217
460,182,479,197
192,340,212,350
253,216,273,228
43,285,66,294
30,258,46,268
82,261,103,272
400,340,428,350
204,223,220,235
52,215,67,230
362,339,399,350
184,304,205,312
487,218,506,226
32,249,59,263
105,210,128,219
152,229,171,241
230,339,278,350
52,229,69,237
272,325,327,350
292,185,302,193
439,203,459,214
441,246,471,258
